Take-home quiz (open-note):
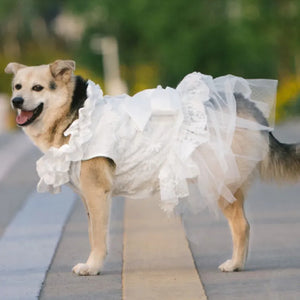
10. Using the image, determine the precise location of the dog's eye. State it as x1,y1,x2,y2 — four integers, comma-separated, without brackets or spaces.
32,85,44,92
15,84,22,90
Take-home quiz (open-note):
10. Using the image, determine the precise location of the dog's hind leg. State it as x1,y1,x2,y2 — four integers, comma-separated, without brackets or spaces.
218,188,250,272
72,157,113,276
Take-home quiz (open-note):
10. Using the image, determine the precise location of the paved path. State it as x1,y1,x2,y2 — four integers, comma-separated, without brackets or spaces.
123,197,206,300
0,122,299,299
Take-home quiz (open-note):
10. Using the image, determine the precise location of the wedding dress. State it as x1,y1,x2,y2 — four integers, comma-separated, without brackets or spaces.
36,72,277,213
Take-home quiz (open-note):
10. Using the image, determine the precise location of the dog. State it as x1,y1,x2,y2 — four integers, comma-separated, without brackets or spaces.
5,60,300,276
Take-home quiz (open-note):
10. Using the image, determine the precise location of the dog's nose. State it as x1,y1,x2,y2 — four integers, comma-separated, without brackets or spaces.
12,97,24,109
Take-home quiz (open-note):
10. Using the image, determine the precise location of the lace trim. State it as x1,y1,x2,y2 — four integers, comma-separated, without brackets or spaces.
159,72,210,212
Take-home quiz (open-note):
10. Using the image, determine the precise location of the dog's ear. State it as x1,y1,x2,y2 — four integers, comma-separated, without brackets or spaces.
49,60,76,83
5,62,27,75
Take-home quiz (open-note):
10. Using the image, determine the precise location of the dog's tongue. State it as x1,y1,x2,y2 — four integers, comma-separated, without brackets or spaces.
16,110,33,125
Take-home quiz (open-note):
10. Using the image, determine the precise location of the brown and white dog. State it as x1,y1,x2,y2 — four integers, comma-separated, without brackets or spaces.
5,60,300,275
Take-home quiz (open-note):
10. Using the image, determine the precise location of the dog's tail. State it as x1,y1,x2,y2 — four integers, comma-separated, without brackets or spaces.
260,132,300,182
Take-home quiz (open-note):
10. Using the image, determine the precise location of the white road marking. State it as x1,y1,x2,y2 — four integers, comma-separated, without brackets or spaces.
0,186,76,299
0,133,34,182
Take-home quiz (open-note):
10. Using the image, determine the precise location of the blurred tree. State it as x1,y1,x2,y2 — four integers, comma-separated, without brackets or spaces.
1,0,300,117
0,0,66,94
64,0,300,89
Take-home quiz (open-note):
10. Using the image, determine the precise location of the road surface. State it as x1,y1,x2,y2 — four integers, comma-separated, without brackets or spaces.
0,121,299,299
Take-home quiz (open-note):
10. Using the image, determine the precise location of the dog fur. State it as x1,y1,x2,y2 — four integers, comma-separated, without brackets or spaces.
5,60,300,275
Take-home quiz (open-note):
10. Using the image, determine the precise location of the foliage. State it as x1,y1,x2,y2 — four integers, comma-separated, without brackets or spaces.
1,0,300,121
65,0,300,86
276,77,300,120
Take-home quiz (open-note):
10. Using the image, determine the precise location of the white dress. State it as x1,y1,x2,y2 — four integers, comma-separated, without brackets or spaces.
36,72,277,213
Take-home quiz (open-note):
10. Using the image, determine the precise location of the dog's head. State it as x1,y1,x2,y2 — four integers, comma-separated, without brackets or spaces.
5,60,75,127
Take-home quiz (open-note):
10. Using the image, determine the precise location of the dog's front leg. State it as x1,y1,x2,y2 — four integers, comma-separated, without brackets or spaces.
72,157,113,276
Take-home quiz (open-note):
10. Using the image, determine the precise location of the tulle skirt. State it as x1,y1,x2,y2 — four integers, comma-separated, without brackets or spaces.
171,73,277,214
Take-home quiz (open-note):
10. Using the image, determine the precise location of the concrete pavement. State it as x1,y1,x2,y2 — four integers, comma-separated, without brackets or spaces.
183,180,300,300
123,197,206,300
0,187,76,299
0,122,299,299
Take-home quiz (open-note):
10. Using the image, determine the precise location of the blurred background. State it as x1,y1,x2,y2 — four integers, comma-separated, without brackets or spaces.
0,0,300,132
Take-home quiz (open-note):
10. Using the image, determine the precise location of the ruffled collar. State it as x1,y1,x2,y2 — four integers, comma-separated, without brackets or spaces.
36,80,103,193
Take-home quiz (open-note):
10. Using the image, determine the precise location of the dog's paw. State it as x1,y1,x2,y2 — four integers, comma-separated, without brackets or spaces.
72,263,101,276
218,259,243,272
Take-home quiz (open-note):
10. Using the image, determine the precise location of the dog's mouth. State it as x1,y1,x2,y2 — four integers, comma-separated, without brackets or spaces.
16,103,44,126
